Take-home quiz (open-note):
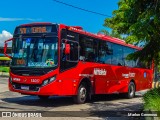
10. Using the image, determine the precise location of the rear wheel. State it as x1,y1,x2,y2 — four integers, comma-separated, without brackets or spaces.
38,95,49,100
126,82,135,99
73,83,87,104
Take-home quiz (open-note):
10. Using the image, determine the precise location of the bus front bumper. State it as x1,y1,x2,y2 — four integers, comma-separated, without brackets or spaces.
8,79,61,96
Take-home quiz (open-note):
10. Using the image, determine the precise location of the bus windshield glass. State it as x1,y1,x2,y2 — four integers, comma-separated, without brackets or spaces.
11,37,58,68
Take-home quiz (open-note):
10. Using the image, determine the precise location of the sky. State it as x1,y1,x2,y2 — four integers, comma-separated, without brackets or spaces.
0,0,118,46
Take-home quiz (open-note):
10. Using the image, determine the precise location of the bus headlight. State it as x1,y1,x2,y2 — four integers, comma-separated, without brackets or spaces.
50,76,56,82
42,75,56,86
43,79,49,86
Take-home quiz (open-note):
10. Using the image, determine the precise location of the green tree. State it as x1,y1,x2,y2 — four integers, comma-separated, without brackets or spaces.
99,29,123,39
104,0,160,64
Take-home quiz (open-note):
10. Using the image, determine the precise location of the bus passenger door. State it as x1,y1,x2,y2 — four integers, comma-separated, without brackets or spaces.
60,29,79,95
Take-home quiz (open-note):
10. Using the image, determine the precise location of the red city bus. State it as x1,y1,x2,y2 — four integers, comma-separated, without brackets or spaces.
4,23,153,104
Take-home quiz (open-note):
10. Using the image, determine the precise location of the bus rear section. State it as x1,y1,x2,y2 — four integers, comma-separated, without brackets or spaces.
4,23,153,104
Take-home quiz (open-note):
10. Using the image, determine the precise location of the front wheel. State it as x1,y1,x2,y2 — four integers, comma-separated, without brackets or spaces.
126,82,135,99
73,83,87,104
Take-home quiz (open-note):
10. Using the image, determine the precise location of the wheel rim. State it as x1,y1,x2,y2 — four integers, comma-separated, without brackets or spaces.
79,87,87,101
129,85,134,96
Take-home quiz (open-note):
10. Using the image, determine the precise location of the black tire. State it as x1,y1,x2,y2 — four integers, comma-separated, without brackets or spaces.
73,83,87,104
126,82,135,99
38,95,49,100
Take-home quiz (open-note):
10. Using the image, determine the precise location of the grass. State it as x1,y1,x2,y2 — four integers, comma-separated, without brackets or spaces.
0,66,9,73
143,87,160,111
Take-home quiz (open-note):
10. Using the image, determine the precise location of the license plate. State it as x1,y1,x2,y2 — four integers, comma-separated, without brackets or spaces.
21,85,29,90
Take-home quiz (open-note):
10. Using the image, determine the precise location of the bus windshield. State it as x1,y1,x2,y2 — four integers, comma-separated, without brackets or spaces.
11,37,58,68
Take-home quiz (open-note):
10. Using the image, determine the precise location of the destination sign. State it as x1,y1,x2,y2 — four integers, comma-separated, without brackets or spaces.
15,25,56,34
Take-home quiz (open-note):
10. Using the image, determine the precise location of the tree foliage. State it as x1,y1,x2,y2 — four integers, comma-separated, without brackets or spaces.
99,29,124,39
104,0,160,64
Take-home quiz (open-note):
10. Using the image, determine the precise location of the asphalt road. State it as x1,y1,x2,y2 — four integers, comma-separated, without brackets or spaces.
0,77,147,120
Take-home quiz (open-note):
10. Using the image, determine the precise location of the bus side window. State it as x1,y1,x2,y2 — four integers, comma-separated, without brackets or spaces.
98,41,112,64
79,36,97,62
61,40,78,62
60,29,79,71
86,40,94,62
69,42,79,61
79,37,85,61
111,44,123,66
136,60,145,68
136,59,150,69
123,47,135,67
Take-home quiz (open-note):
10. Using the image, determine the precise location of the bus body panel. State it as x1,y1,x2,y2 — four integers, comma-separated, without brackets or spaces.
9,61,153,96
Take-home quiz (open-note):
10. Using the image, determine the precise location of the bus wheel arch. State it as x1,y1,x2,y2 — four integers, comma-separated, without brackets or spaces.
130,79,136,91
73,78,92,104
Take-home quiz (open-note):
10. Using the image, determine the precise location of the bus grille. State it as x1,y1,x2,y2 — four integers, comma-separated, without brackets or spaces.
12,82,40,91
10,70,46,76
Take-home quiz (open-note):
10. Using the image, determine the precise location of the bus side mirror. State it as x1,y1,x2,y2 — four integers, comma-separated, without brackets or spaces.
65,43,70,55
4,38,13,58
4,43,7,53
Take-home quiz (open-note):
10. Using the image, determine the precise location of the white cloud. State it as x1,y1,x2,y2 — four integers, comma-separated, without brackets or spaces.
0,17,42,21
0,30,13,47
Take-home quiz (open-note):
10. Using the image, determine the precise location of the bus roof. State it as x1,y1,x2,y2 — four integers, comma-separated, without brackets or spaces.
64,25,141,50
15,22,141,50
19,22,53,27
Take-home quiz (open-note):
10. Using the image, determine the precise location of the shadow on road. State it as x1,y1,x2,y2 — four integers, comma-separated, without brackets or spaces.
90,93,142,102
1,93,145,119
1,93,142,108
1,95,74,107
83,94,144,120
